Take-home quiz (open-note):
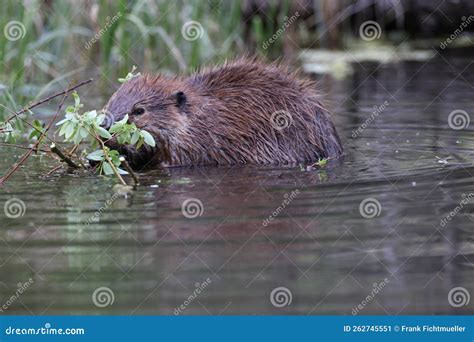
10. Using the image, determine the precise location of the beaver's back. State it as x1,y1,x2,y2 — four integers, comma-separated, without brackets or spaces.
182,60,343,164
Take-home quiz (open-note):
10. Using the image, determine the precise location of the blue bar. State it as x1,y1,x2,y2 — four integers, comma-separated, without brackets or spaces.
0,316,473,341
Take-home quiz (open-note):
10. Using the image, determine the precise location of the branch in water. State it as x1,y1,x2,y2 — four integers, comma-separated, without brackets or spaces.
120,156,139,187
50,143,80,169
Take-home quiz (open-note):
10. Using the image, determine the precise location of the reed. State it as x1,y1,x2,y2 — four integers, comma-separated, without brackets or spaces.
0,0,291,124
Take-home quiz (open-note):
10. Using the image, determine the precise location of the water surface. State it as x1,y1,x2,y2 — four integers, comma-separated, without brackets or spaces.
1,53,474,315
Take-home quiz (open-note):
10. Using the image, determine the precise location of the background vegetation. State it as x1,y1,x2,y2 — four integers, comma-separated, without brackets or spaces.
0,0,299,109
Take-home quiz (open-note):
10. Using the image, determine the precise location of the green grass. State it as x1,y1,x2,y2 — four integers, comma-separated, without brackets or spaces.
0,0,310,126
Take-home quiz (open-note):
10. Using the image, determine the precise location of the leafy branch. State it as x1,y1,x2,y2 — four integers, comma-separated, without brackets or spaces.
1,71,155,188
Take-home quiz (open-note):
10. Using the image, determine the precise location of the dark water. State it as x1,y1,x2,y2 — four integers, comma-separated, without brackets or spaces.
1,53,474,315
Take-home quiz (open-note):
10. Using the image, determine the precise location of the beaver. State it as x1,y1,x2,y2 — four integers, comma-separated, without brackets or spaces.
102,59,343,169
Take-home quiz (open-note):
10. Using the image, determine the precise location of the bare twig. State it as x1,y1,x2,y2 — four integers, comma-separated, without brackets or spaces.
120,156,139,187
0,143,49,153
45,164,63,176
97,138,127,186
4,78,93,124
50,143,79,169
0,88,70,185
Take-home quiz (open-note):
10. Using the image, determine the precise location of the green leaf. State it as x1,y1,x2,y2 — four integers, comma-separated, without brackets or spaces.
85,110,97,121
96,126,112,139
79,127,89,138
118,66,141,83
86,149,104,161
131,130,140,145
73,91,80,107
118,114,129,125
102,161,114,175
117,134,127,145
73,129,83,144
109,124,120,134
64,122,75,139
96,114,105,125
140,130,155,147
29,120,44,139
58,121,69,136
117,167,129,175
56,118,69,126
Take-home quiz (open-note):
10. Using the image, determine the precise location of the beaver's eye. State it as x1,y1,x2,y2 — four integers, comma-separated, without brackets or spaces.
131,107,145,116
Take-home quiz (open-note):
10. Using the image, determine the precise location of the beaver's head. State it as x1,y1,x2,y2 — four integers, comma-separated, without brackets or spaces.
102,75,191,169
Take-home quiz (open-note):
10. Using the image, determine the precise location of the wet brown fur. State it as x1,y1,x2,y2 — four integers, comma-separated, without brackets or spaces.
103,58,343,169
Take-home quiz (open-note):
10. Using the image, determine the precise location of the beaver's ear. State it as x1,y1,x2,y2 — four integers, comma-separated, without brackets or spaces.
172,91,186,109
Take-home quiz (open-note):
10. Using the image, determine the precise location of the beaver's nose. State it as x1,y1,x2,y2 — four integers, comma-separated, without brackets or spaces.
100,110,114,130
